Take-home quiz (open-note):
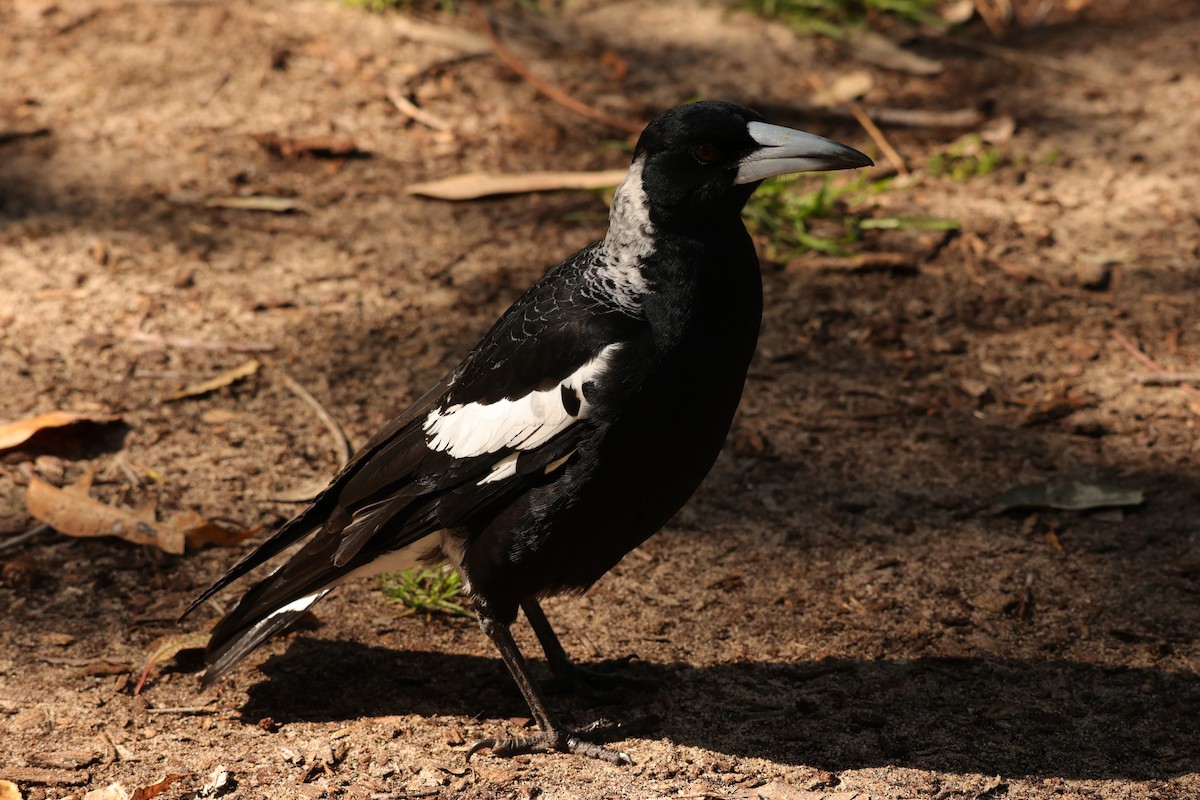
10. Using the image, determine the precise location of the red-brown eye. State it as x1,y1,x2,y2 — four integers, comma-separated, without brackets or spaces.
692,143,720,164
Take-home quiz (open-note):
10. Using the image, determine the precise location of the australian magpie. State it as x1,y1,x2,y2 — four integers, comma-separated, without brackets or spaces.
183,100,872,764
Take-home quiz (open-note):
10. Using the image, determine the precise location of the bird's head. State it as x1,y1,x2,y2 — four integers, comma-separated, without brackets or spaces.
626,100,873,227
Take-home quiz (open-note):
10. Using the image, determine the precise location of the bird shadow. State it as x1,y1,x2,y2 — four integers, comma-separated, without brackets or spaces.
241,637,1199,780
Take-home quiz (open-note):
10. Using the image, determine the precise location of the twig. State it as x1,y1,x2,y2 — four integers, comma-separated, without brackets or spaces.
145,706,217,715
128,329,276,353
807,74,907,176
1112,330,1200,399
476,9,643,135
279,372,351,467
386,87,451,132
0,522,51,553
845,102,908,177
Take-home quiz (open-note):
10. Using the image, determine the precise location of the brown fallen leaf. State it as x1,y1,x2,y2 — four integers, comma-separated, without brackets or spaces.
406,169,629,201
27,475,184,554
25,475,250,555
161,358,261,403
129,774,189,800
180,515,260,550
0,411,121,452
135,633,212,695
135,630,212,695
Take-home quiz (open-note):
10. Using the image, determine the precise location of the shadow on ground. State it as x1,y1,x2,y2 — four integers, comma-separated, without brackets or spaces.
243,638,1199,781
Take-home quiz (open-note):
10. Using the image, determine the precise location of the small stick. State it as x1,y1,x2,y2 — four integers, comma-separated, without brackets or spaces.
386,87,451,132
477,9,643,135
845,102,908,177
145,706,217,715
1112,330,1200,399
0,522,51,553
807,74,907,176
279,372,351,467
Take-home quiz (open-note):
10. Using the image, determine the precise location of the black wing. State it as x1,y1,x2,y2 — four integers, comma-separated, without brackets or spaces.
187,247,650,682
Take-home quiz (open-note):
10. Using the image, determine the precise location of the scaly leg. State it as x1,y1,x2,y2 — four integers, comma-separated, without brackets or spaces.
522,598,649,696
467,604,632,765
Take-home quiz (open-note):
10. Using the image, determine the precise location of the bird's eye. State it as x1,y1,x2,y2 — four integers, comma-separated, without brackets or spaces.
692,143,720,164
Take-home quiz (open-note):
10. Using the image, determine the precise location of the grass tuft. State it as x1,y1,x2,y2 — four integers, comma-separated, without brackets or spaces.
927,134,1004,180
379,567,471,618
742,171,901,259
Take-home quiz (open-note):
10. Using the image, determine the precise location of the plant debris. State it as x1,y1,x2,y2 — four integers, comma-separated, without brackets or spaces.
25,472,254,555
161,359,261,403
994,482,1146,513
406,169,628,201
0,411,121,453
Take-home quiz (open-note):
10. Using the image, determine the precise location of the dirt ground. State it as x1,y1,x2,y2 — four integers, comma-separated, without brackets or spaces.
2,0,1199,798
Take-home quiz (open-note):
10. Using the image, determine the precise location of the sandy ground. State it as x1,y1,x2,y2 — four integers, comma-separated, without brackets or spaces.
2,0,1199,798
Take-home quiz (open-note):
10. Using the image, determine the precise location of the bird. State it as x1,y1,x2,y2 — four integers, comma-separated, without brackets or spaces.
182,100,872,764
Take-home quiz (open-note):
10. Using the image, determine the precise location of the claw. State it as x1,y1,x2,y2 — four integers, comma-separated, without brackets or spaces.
465,737,496,762
465,727,633,765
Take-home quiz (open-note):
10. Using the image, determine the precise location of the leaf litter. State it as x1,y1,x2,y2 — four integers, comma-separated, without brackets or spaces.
160,359,261,403
994,482,1146,513
0,411,122,452
25,471,255,555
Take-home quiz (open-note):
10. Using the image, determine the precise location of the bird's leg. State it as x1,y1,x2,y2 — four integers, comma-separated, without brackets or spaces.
467,606,632,765
521,598,648,697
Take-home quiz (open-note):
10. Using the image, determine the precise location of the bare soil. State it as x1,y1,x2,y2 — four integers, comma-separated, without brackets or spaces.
2,1,1199,798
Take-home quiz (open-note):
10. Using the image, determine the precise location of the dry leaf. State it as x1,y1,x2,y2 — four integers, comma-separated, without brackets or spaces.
0,411,121,452
83,784,130,800
25,476,250,555
995,482,1145,513
135,631,212,695
129,774,188,800
406,169,628,201
180,514,259,550
0,780,22,800
846,29,944,75
27,475,185,553
161,359,261,402
205,196,302,213
811,70,875,105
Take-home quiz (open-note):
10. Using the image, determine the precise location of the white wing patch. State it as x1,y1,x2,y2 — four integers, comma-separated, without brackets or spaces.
423,343,622,465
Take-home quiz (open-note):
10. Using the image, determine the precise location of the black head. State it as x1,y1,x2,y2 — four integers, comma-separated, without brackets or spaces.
628,100,873,227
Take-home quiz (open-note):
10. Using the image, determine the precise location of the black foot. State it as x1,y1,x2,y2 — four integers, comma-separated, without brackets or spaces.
466,722,633,765
546,655,656,699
